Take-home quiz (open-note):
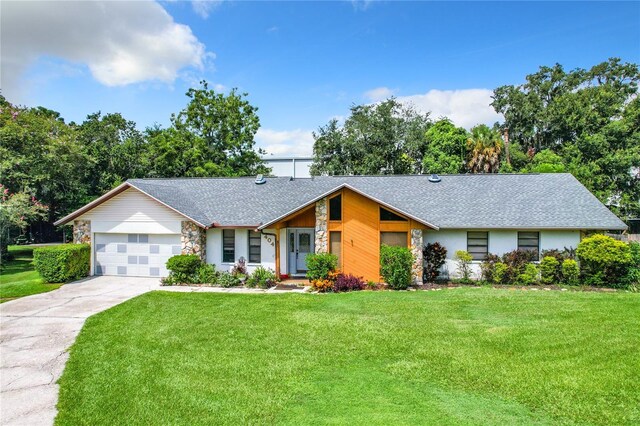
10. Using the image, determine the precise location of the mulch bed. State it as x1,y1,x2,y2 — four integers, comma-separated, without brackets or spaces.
415,283,618,292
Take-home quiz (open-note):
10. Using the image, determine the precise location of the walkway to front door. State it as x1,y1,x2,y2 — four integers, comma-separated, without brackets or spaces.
287,228,314,276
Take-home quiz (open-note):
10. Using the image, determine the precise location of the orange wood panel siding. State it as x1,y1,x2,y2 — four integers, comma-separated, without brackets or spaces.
342,188,398,282
284,206,315,227
270,188,430,282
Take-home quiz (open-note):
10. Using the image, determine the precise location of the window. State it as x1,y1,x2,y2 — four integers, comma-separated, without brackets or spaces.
223,229,235,263
329,194,342,221
380,232,408,247
248,231,261,263
330,232,342,268
518,232,540,261
380,207,407,221
467,231,488,260
127,234,149,243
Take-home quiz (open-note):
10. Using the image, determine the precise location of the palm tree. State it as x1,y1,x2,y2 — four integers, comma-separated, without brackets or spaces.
466,125,503,173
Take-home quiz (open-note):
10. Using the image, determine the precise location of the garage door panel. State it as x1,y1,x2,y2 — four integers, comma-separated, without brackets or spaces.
95,233,179,277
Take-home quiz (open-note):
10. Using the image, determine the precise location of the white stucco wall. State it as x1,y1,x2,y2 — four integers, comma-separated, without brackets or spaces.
424,229,582,280
206,228,277,273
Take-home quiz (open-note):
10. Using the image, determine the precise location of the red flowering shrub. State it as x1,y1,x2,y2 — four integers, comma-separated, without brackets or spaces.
333,273,365,292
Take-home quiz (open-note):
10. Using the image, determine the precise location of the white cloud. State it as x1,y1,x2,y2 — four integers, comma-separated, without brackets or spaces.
351,0,373,11
255,129,315,156
1,0,210,101
396,89,503,129
191,0,222,19
363,86,396,102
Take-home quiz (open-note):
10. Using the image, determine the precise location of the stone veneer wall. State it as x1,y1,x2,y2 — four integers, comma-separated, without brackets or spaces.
181,221,206,260
315,198,328,253
73,220,91,244
410,229,424,284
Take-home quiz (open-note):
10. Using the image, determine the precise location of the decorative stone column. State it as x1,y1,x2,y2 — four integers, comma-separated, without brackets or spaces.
181,221,206,260
73,220,91,244
410,229,424,284
315,198,328,253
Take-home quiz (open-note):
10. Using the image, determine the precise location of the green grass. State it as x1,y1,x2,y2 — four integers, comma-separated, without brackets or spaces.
0,246,62,302
57,289,640,425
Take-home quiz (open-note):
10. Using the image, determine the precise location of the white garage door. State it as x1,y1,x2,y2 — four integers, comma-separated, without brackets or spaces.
95,233,181,277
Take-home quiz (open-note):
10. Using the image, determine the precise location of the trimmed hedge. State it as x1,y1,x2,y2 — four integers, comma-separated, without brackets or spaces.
380,244,414,290
306,253,338,282
34,243,90,283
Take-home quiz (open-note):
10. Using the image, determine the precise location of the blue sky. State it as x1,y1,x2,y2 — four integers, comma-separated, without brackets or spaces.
2,1,639,155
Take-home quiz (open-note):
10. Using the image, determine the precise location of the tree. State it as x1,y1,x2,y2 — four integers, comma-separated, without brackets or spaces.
530,149,565,173
0,96,90,228
421,119,467,174
0,185,48,264
466,125,503,173
147,81,268,177
491,58,640,217
77,112,148,196
311,98,431,175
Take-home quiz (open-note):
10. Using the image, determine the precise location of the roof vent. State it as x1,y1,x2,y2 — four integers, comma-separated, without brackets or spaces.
254,174,266,185
428,173,441,183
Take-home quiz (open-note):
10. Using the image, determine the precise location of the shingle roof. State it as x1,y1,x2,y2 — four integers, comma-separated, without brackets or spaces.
126,173,626,231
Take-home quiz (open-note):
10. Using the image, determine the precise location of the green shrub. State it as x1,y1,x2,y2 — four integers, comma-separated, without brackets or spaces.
423,242,447,282
576,234,632,287
380,244,414,290
625,242,640,286
562,259,580,286
197,263,218,284
501,249,535,283
33,244,90,283
217,271,241,288
517,263,539,285
454,250,473,283
493,262,508,284
306,253,338,282
166,254,202,283
540,256,560,285
480,253,500,283
246,266,277,289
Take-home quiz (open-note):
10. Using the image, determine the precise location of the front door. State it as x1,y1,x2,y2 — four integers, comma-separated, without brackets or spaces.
288,229,314,275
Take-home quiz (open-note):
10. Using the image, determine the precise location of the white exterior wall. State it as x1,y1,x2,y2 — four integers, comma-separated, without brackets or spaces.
424,229,583,280
77,188,184,234
263,157,313,178
206,228,277,273
540,230,581,252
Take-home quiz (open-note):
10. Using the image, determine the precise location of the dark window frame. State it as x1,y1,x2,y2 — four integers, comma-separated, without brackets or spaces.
518,231,540,261
329,194,342,221
380,207,408,222
380,231,408,247
248,231,262,264
329,231,342,268
467,231,489,261
222,229,235,263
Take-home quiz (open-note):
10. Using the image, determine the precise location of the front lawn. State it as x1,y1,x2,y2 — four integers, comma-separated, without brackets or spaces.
57,289,639,425
0,246,62,302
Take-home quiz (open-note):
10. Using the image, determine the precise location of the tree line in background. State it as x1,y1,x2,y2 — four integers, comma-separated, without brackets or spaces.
0,81,268,244
311,58,640,219
0,58,639,247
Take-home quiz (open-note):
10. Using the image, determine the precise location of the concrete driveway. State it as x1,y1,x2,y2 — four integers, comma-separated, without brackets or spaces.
0,276,161,426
